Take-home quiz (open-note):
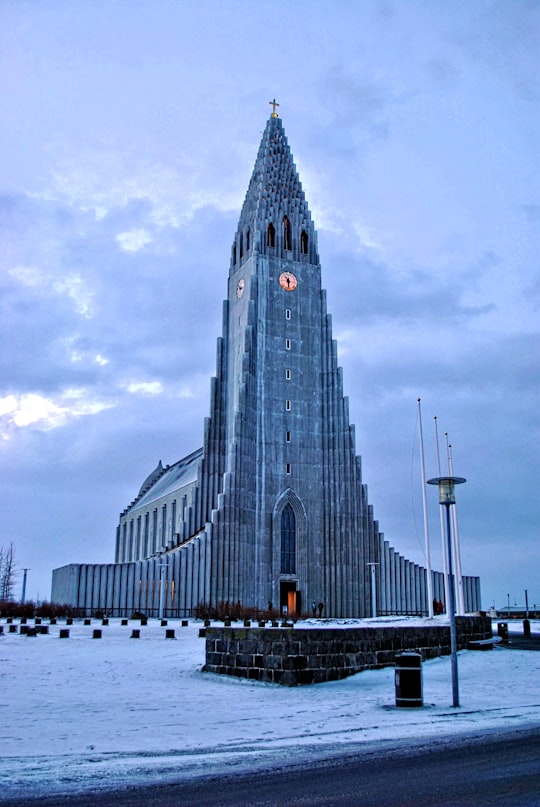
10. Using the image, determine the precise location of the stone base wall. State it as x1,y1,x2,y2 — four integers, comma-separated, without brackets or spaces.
204,616,492,686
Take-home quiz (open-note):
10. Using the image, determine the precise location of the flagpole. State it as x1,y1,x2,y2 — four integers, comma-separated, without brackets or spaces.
418,399,433,617
446,437,465,615
434,417,450,613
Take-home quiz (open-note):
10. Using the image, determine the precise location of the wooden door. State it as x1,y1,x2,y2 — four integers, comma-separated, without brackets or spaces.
287,590,297,616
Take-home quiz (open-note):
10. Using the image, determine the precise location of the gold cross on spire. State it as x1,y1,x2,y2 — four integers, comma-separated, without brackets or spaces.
269,98,280,117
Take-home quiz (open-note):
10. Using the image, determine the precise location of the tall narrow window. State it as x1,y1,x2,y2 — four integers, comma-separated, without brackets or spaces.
246,228,250,251
152,509,158,554
280,503,296,574
267,222,275,247
283,216,292,251
300,229,308,254
161,504,167,548
285,338,291,350
285,369,291,380
129,520,134,560
232,244,236,265
239,233,243,259
172,500,177,543
136,516,142,558
122,522,127,560
286,431,291,442
286,399,291,411
285,308,291,320
144,512,149,557
286,463,291,474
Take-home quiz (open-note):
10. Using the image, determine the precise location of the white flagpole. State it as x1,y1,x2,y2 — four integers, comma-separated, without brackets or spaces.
418,399,433,617
434,417,449,613
446,438,465,615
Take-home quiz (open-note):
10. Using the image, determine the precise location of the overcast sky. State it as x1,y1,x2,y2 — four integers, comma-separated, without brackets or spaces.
1,0,538,609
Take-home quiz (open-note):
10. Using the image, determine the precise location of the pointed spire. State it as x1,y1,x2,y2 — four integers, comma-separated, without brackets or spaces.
232,113,318,265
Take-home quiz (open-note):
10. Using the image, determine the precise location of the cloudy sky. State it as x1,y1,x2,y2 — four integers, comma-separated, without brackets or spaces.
1,0,538,609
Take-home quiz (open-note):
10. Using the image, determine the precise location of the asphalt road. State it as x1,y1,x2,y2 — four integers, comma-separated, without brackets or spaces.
502,631,540,651
7,726,540,807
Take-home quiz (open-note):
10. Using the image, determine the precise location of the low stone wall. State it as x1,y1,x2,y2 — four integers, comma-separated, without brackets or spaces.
204,616,492,686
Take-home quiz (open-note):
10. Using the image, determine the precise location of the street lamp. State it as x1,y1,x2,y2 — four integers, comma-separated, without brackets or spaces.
427,475,466,707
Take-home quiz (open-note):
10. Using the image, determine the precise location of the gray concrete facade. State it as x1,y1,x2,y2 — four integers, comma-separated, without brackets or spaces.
52,113,481,617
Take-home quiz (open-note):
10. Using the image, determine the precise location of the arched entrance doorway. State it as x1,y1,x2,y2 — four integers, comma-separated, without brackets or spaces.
272,490,306,617
279,502,300,616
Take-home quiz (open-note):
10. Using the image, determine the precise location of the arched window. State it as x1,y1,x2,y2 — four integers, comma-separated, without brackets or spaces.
283,216,292,251
267,222,275,248
280,503,296,574
300,229,308,254
246,228,250,252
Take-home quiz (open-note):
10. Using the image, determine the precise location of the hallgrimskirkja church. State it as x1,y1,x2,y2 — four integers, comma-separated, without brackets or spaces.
52,110,481,617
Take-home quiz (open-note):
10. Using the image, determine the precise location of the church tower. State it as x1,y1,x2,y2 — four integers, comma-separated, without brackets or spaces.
51,109,481,618
205,108,375,616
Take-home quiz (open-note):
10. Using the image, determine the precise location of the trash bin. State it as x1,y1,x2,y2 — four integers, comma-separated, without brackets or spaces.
395,651,423,707
523,619,531,637
497,622,509,643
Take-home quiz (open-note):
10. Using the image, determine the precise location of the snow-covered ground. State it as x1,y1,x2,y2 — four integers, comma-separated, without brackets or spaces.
2,617,539,801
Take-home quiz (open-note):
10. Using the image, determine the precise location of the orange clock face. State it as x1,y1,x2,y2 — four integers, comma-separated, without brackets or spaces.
279,272,297,291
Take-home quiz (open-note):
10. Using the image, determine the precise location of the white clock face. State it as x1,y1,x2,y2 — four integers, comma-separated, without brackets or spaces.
279,272,297,291
236,278,245,298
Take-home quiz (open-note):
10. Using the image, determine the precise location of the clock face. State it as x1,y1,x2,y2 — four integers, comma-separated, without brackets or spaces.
279,272,297,291
236,278,245,298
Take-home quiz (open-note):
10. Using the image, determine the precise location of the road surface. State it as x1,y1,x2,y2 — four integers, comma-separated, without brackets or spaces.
6,726,539,807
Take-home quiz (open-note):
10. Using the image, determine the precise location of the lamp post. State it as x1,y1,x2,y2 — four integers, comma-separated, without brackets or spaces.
366,563,379,618
158,560,168,620
427,475,466,708
21,568,29,604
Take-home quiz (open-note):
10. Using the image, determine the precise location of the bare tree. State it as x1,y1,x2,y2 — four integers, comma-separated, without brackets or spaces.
0,543,17,601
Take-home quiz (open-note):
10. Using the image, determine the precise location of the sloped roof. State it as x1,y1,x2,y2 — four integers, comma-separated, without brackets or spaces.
128,447,203,512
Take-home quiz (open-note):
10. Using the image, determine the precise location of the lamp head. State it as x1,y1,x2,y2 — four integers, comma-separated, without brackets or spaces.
427,475,466,505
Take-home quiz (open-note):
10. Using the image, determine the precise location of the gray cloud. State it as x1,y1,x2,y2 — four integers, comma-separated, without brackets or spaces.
1,0,537,611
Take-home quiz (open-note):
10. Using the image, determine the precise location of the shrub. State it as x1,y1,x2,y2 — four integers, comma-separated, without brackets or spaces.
195,601,282,622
